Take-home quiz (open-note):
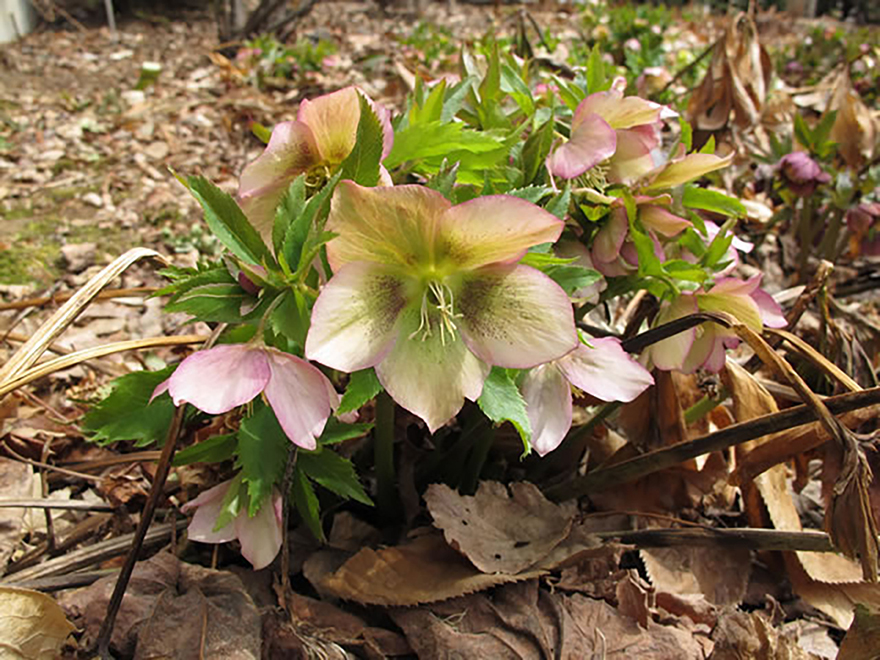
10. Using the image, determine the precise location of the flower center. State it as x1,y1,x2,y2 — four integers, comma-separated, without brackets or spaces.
575,163,609,191
409,280,462,346
305,164,331,191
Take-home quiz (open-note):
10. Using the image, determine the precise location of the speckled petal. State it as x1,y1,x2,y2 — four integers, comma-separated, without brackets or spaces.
557,338,654,403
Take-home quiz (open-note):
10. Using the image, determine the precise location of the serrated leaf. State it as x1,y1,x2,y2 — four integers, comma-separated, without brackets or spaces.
507,185,552,204
270,289,310,347
319,419,374,445
682,185,746,217
410,78,446,125
521,118,554,185
237,404,290,516
477,367,531,451
164,283,250,323
662,259,708,283
173,433,236,466
426,161,460,200
339,93,384,187
292,465,323,541
545,181,571,220
384,121,505,170
337,368,383,415
184,175,272,267
544,265,603,295
82,367,176,447
298,449,372,505
214,474,247,531
283,172,341,274
273,176,307,259
500,62,534,116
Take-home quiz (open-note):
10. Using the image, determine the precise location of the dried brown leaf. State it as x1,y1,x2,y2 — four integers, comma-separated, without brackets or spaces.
0,587,75,659
641,544,750,607
709,610,820,660
0,458,34,572
838,603,880,660
425,481,576,574
321,533,545,607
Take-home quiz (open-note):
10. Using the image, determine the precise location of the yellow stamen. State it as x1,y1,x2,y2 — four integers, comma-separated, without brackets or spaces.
408,281,463,346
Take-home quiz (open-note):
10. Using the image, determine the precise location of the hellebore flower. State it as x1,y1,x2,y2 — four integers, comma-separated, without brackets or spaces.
591,194,691,276
305,181,579,432
778,152,831,197
521,337,654,456
648,275,786,373
183,479,282,570
642,150,734,193
159,344,337,450
547,82,670,184
237,86,394,242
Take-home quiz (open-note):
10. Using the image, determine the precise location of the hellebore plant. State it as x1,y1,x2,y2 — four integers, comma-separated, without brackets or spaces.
521,337,654,456
648,275,787,373
237,86,393,241
546,80,669,184
183,478,283,570
305,181,579,432
157,343,337,450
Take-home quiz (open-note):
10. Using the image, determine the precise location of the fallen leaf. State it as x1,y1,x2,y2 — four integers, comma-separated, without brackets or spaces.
709,610,820,659
0,587,75,659
321,533,545,606
838,603,880,660
0,457,34,571
425,481,576,574
641,543,750,606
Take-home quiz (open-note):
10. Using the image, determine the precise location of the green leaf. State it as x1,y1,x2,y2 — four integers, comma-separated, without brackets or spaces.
507,185,552,204
173,433,236,466
339,93,384,187
682,185,746,218
237,404,290,516
273,176,307,260
426,160,460,200
441,76,477,123
318,419,374,445
698,135,715,155
183,175,272,267
679,116,693,152
164,283,251,323
409,78,446,125
543,265,603,295
477,367,531,451
251,122,272,144
82,366,175,447
545,181,571,220
794,112,813,150
292,465,323,541
521,118,554,185
298,448,372,505
283,172,341,274
214,474,247,531
158,263,235,299
270,289,310,347
662,259,708,283
587,44,607,94
337,368,383,414
500,62,535,116
702,221,735,269
384,121,505,170
813,110,838,150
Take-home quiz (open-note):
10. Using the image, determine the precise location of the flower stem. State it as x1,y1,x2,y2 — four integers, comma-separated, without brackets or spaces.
374,391,397,517
460,424,495,495
280,444,298,603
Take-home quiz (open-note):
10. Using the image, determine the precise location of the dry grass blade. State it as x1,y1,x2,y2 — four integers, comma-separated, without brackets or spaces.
0,335,206,399
766,328,861,393
0,247,169,385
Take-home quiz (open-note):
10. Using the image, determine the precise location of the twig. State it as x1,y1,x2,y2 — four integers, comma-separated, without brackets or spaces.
596,527,834,553
0,499,114,512
3,444,104,483
95,325,224,658
545,386,880,501
0,286,157,312
280,445,298,604
654,36,720,99
5,569,118,592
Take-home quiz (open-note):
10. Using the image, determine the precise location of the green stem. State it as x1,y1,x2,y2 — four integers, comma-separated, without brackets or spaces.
460,425,495,495
683,388,727,425
374,391,397,517
797,197,816,280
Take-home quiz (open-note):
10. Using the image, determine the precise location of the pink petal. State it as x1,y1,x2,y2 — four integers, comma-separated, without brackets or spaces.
325,181,450,271
457,264,578,369
546,113,617,179
577,89,663,129
305,261,407,372
644,152,735,191
698,284,762,332
557,338,654,403
607,125,659,184
234,491,283,570
521,363,573,457
593,208,629,264
682,326,724,374
648,294,698,371
168,344,269,414
375,306,490,433
238,120,320,242
263,350,335,450
150,379,169,403
438,195,564,270
751,289,787,328
639,204,691,237
297,86,360,164
185,481,238,544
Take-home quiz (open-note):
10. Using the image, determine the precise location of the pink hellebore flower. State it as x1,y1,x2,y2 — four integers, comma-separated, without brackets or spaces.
159,344,337,450
237,86,394,242
305,181,579,433
592,194,691,276
547,83,671,184
778,152,831,197
649,275,786,374
522,338,654,456
183,480,282,570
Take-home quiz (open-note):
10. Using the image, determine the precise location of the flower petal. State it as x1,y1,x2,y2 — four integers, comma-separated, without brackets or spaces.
698,285,762,332
577,89,663,129
643,152,735,191
185,481,237,544
593,208,628,264
263,350,335,450
546,113,617,179
557,338,654,403
325,181,450,271
607,125,659,184
648,294,698,371
438,195,564,270
234,492,283,570
306,261,407,372
521,364,573,457
168,344,269,414
238,120,320,241
639,204,691,237
752,289,787,328
375,306,490,433
457,265,578,369
297,86,360,164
